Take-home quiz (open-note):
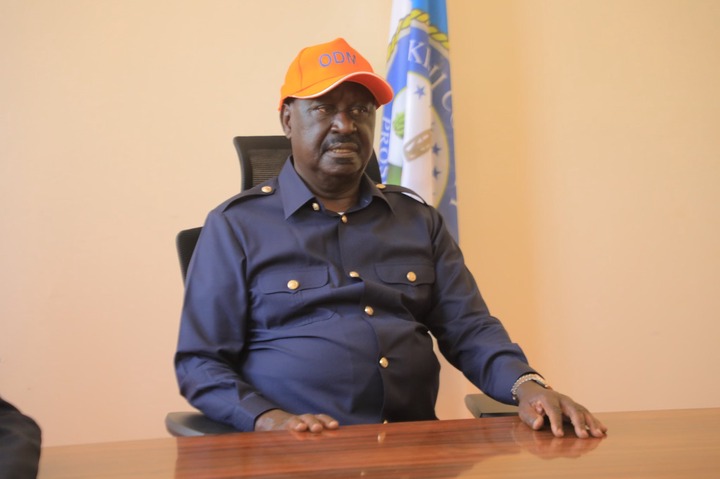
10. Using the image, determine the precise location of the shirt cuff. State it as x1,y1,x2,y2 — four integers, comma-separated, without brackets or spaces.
231,393,281,432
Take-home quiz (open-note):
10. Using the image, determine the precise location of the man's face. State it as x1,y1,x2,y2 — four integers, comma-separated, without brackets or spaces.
281,82,377,190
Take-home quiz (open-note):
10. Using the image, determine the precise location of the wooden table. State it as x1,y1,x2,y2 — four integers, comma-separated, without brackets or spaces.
39,408,720,478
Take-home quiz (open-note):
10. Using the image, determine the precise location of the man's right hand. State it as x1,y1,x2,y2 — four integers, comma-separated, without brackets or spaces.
254,409,339,433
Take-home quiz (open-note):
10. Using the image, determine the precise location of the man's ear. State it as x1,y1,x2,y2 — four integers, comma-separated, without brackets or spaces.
280,103,292,138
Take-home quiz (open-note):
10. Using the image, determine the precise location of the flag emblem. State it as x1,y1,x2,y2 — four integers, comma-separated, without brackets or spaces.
381,1,458,241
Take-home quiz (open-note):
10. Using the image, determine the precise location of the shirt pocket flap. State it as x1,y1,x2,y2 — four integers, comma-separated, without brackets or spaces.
375,262,435,286
258,266,329,294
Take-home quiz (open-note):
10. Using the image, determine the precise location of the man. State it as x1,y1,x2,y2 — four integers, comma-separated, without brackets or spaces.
175,38,606,438
0,397,42,478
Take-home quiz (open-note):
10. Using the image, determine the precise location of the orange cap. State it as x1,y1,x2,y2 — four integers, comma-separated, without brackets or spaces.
279,38,394,110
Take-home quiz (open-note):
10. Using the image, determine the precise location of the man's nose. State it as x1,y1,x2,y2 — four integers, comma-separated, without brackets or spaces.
331,110,357,133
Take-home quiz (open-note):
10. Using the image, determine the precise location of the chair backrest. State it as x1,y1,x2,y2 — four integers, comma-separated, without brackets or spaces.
233,135,292,191
176,136,384,281
176,227,203,281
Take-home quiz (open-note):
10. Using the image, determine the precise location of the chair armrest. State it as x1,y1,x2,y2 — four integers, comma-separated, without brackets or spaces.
165,412,240,437
464,394,519,418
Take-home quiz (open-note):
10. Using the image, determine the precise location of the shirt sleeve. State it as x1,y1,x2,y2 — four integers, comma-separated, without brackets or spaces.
0,398,41,478
174,209,277,432
423,210,536,404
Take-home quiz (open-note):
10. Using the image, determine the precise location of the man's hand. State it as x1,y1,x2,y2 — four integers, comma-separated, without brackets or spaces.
254,409,339,433
515,381,607,438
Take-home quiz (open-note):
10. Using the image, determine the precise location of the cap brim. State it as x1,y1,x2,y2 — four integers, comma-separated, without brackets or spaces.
289,72,394,107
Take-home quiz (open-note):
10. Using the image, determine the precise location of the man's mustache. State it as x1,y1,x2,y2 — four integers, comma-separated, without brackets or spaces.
323,135,361,151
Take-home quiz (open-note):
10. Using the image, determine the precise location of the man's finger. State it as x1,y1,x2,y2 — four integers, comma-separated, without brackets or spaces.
316,414,339,429
542,402,566,437
583,414,608,438
518,402,545,431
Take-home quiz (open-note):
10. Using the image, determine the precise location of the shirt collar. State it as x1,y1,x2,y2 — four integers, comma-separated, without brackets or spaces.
277,157,392,219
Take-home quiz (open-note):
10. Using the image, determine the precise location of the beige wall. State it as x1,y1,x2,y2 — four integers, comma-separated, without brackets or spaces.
453,0,720,411
1,0,718,447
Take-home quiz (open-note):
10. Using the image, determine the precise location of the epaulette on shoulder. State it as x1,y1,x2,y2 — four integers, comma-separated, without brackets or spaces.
220,180,278,212
376,183,427,205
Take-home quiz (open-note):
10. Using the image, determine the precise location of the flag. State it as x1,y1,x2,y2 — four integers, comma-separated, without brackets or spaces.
380,0,458,241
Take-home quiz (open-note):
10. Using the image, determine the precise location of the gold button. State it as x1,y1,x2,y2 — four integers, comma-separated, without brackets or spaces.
341,214,348,223
287,279,299,290
406,271,417,282
382,419,389,424
379,357,389,368
376,184,386,189
312,202,320,211
364,306,374,316
349,271,360,278
261,185,273,193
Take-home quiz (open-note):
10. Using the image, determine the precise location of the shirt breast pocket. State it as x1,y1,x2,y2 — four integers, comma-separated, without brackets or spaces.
255,266,335,329
375,262,435,314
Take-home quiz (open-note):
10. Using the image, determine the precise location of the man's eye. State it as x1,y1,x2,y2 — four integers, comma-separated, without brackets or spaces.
350,106,369,116
314,105,334,114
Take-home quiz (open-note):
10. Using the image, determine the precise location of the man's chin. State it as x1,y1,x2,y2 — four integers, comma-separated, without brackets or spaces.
321,156,365,174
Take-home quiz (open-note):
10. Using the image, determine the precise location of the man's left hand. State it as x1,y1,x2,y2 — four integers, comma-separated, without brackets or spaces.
515,381,608,438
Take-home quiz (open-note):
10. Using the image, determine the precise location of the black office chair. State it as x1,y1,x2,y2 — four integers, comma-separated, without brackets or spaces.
175,227,202,282
234,135,292,191
167,136,513,436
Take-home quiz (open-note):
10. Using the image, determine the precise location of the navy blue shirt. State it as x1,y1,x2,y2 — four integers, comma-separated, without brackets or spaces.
175,159,535,432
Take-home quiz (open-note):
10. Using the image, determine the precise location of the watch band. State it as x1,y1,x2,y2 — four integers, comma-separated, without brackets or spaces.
511,373,550,403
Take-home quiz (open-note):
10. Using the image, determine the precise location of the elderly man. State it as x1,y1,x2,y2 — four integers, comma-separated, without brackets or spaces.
175,38,606,438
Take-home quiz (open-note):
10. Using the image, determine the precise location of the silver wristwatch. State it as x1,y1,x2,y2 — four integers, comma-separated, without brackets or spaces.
511,373,550,403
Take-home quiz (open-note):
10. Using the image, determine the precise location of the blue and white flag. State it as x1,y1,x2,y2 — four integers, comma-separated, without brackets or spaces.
380,0,458,241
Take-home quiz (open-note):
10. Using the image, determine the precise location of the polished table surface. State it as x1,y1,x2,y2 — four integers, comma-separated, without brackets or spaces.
39,408,720,478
